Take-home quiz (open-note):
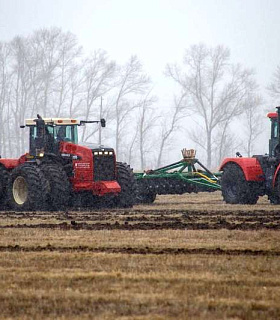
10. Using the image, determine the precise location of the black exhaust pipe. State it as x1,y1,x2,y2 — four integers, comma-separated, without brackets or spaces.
274,106,280,158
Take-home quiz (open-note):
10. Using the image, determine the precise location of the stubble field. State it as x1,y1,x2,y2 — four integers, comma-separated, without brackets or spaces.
0,192,280,319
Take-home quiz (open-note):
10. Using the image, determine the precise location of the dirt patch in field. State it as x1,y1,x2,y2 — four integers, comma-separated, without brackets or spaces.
0,244,279,256
0,208,280,230
0,192,279,231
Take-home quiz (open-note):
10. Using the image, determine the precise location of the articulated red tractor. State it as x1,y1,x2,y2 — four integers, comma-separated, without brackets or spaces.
0,115,135,210
220,106,280,204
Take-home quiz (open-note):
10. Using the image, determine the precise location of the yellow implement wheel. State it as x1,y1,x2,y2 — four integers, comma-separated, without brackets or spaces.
13,176,28,205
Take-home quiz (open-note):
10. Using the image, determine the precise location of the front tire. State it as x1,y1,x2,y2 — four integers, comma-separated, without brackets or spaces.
114,162,135,208
41,164,70,211
221,163,259,205
8,164,48,211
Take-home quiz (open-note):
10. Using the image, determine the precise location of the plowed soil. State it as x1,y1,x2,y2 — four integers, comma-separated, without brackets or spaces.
1,192,280,319
0,191,279,232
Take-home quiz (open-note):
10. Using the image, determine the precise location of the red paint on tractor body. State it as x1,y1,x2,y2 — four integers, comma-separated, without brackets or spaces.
60,142,121,196
0,142,121,197
0,154,26,169
219,157,265,182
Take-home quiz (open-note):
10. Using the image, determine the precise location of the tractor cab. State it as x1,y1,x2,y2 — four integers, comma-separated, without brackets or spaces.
25,117,79,157
267,112,278,157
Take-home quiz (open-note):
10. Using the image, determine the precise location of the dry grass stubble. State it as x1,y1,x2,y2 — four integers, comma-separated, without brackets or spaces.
0,192,279,319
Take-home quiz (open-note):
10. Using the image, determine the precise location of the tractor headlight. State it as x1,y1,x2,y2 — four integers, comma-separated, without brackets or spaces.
36,148,45,157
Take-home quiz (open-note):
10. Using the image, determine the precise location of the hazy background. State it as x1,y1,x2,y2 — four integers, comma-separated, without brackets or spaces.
0,0,279,169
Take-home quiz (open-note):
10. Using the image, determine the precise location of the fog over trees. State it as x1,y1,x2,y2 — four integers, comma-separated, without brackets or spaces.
166,44,260,167
0,27,276,169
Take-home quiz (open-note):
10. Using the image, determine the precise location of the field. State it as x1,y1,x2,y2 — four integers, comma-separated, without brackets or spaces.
0,192,280,319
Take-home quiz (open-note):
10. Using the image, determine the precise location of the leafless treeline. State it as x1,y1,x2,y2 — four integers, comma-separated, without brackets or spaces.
0,27,183,169
0,28,276,169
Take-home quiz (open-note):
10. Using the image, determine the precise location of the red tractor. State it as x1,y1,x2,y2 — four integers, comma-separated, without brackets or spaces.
0,115,135,210
220,106,280,204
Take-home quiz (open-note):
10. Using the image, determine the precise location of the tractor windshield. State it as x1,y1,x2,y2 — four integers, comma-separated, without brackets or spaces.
29,125,78,155
46,125,78,144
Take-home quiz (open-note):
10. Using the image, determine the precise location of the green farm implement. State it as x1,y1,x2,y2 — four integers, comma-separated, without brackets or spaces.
135,149,221,204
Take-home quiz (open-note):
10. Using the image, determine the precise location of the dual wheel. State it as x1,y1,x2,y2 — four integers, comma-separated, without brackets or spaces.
113,162,136,208
0,161,136,210
7,163,70,211
221,163,259,205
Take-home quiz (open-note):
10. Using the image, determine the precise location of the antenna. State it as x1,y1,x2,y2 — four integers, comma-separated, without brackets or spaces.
99,96,103,146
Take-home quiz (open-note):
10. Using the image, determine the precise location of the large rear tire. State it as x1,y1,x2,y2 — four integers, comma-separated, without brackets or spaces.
8,164,48,211
41,164,70,211
114,162,135,208
221,163,259,205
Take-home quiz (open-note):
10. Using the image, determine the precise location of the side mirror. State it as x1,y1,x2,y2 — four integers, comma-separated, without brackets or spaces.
101,118,106,128
20,125,25,128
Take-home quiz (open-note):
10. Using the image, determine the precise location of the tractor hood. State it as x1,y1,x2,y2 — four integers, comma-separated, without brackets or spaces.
78,142,113,151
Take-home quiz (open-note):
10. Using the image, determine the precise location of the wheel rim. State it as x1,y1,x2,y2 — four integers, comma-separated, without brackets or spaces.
13,176,28,205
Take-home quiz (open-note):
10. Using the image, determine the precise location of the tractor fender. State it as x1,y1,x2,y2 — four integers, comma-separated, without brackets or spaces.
219,158,264,182
0,154,27,170
0,159,21,169
272,163,280,187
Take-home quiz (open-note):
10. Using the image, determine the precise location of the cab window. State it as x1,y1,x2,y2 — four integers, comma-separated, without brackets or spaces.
272,120,278,138
53,125,78,144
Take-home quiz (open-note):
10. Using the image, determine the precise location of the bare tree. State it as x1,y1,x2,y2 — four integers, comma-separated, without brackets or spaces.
156,94,186,167
112,55,151,158
213,122,241,165
0,42,12,156
31,28,63,117
9,35,34,155
241,95,263,157
0,28,158,163
267,65,280,103
166,44,257,167
81,50,115,142
135,91,157,170
52,31,82,117
28,28,84,119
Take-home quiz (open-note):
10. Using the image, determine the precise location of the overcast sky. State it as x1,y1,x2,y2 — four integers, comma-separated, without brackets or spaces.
0,0,279,157
1,0,280,96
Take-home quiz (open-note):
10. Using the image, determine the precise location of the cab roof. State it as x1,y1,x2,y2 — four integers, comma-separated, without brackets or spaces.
25,118,80,126
267,112,277,119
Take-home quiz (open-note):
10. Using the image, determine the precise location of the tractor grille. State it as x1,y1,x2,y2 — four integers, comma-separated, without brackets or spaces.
92,151,115,181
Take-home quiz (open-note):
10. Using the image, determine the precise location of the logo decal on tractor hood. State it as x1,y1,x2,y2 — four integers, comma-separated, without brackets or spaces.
75,162,90,169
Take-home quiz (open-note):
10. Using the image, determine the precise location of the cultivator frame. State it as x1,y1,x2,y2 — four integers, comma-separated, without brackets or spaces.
135,149,221,203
